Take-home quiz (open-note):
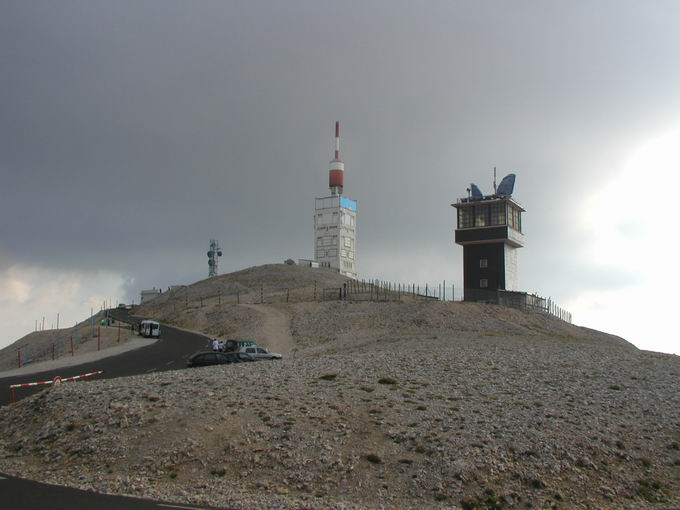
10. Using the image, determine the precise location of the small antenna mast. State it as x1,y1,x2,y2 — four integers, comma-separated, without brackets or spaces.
493,167,497,194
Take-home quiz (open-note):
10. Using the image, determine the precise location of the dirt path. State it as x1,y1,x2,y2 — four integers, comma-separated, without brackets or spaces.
240,304,294,354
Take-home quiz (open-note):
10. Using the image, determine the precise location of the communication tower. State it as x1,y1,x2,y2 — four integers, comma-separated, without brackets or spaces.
207,239,222,277
452,173,524,301
313,121,357,278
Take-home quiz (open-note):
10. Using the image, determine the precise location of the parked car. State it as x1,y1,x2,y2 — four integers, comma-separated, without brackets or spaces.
223,339,257,353
186,351,255,368
240,346,283,360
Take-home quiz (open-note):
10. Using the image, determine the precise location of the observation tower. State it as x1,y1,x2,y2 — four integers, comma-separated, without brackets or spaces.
452,172,524,301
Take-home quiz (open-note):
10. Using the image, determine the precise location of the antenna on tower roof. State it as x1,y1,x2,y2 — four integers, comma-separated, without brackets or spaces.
493,167,497,194
334,121,341,162
329,121,345,195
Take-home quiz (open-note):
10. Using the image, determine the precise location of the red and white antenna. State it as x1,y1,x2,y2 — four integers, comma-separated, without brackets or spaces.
329,121,344,195
334,121,341,161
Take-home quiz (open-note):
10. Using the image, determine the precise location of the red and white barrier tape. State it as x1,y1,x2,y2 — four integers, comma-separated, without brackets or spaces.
9,370,103,402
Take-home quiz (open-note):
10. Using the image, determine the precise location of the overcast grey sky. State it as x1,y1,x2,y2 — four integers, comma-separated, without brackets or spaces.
2,1,679,353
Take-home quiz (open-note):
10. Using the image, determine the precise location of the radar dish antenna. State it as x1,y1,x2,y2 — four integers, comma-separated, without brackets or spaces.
470,183,484,200
496,173,516,197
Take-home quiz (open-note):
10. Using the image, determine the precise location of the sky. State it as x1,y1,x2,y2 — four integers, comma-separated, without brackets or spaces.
1,1,679,354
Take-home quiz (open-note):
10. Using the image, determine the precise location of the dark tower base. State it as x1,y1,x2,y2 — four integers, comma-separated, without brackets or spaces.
463,243,505,300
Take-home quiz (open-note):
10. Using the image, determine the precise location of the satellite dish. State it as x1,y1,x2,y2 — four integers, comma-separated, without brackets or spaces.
208,259,215,266
207,251,214,257
496,173,516,196
217,251,222,257
470,183,484,200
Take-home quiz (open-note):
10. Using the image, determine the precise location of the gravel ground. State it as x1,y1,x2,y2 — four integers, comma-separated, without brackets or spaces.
2,265,678,509
1,329,678,509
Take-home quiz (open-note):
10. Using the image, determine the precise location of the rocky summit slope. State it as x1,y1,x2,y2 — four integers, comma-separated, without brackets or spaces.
0,318,133,373
1,265,679,509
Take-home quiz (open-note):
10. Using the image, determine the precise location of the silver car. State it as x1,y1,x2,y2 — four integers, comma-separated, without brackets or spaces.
241,346,283,360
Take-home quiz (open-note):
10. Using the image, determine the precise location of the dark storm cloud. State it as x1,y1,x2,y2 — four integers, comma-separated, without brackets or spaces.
1,0,680,300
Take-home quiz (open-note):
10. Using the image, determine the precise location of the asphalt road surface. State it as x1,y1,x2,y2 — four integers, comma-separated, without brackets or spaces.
0,310,208,407
0,311,217,509
0,473,222,510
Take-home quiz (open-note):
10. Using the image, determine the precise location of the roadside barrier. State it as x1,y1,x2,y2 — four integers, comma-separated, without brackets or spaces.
9,370,103,403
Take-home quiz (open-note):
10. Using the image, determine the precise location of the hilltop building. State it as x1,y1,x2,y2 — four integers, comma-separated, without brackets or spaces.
140,288,162,304
313,122,357,279
452,173,524,301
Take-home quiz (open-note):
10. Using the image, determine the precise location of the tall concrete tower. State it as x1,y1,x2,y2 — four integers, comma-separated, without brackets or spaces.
452,173,524,301
314,121,357,278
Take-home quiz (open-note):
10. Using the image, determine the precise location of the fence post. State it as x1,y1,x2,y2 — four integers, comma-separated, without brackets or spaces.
439,283,442,301
443,280,446,301
98,326,101,351
453,283,455,302
425,284,428,297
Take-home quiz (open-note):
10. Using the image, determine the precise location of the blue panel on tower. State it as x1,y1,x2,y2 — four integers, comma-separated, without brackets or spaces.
340,197,357,211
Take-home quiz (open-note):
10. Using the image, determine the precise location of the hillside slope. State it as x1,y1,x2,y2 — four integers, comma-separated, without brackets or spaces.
0,332,677,509
135,264,634,356
0,317,134,373
2,264,673,510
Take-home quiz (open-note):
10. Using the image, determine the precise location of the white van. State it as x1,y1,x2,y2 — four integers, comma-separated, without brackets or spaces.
140,320,161,338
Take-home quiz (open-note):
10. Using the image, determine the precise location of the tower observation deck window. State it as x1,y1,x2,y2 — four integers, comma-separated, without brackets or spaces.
508,205,522,232
458,208,474,228
458,201,514,229
489,203,506,225
474,205,488,227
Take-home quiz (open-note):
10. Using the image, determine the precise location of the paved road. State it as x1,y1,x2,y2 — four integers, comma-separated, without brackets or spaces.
0,311,215,509
0,473,219,510
0,311,208,407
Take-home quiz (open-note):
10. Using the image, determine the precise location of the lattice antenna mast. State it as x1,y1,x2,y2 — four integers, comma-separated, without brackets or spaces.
207,239,222,277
